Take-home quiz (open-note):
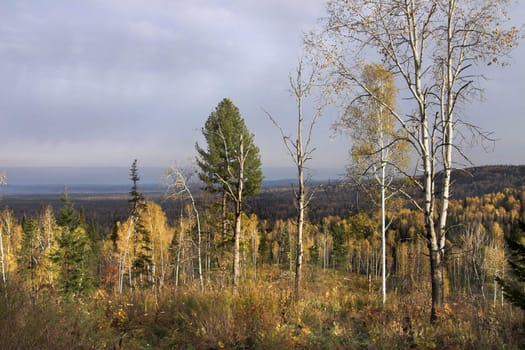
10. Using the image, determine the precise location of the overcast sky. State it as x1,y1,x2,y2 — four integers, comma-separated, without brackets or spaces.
0,0,524,181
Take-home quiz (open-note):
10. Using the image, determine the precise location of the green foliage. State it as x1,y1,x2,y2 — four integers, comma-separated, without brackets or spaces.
53,189,93,298
1,170,525,348
196,98,263,200
128,159,153,288
497,221,525,311
53,226,93,297
331,224,349,270
129,159,145,215
57,187,79,231
308,244,320,266
18,216,38,285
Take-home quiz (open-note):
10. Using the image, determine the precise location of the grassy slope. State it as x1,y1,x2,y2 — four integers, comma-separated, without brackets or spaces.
1,267,522,349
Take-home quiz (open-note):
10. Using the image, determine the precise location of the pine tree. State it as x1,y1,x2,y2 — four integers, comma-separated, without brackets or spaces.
196,98,262,290
196,99,262,199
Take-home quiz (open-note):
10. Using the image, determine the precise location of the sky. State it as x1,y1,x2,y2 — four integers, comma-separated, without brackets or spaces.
0,0,524,184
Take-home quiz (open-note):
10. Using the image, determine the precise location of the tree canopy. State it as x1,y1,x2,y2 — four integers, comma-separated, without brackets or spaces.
196,98,262,201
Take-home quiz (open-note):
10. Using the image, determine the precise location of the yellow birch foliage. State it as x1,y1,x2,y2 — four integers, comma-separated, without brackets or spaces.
0,208,21,276
142,201,173,284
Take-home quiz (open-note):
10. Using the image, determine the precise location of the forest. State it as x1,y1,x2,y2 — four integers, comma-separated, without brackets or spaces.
1,0,525,349
0,163,524,349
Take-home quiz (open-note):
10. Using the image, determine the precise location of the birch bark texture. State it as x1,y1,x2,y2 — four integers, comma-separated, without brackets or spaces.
309,0,522,322
336,63,408,305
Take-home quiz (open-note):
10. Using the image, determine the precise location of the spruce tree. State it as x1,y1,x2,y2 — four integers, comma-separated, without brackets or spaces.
19,215,38,300
497,221,525,311
53,188,92,298
57,187,78,230
128,159,152,288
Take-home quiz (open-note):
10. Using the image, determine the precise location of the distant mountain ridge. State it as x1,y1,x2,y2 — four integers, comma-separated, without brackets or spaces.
445,165,525,199
2,166,342,189
1,165,524,223
247,165,525,220
1,165,524,197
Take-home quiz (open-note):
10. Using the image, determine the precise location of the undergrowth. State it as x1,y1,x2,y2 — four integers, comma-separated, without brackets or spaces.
0,268,523,349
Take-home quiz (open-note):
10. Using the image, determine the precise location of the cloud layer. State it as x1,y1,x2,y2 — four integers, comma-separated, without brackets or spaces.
0,0,523,172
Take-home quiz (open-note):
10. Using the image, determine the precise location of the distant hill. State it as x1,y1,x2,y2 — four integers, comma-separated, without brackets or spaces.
247,165,525,221
1,165,524,224
1,183,164,196
446,165,525,199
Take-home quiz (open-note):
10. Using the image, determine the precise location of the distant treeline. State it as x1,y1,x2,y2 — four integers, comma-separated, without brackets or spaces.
2,165,525,228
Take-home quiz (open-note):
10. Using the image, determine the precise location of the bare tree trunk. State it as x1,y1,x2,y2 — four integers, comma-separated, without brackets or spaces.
267,60,320,301
381,170,386,304
118,218,135,294
429,235,444,323
252,231,257,281
160,226,166,289
232,136,245,292
175,207,184,287
0,225,6,290
188,188,204,291
232,194,242,291
295,177,304,301
323,226,328,271
222,193,228,242
295,84,305,301
0,234,6,299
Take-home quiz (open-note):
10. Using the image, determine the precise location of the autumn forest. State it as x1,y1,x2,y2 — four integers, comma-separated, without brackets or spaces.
2,0,525,349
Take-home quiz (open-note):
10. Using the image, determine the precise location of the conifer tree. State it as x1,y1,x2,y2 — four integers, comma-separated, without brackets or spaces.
52,188,92,298
196,99,262,199
57,187,78,230
497,221,525,310
19,215,38,301
196,98,262,290
124,159,152,290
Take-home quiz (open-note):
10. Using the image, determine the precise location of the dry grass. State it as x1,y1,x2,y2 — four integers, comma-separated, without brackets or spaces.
0,268,522,349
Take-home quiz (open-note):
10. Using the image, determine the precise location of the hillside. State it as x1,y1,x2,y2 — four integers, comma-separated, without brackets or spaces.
446,165,525,198
248,165,525,221
0,165,524,349
2,165,525,225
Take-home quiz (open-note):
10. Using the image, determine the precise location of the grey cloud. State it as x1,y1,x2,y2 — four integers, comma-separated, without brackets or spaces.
0,0,522,172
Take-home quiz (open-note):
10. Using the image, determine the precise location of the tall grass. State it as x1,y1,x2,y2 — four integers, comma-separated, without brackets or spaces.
0,268,522,349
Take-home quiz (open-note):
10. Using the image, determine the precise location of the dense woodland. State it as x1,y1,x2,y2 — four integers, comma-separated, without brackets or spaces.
0,165,523,348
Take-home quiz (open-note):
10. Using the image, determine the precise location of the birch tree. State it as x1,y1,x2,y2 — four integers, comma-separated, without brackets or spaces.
165,165,204,291
335,63,408,304
142,201,172,291
0,208,14,290
309,0,522,321
266,60,321,301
